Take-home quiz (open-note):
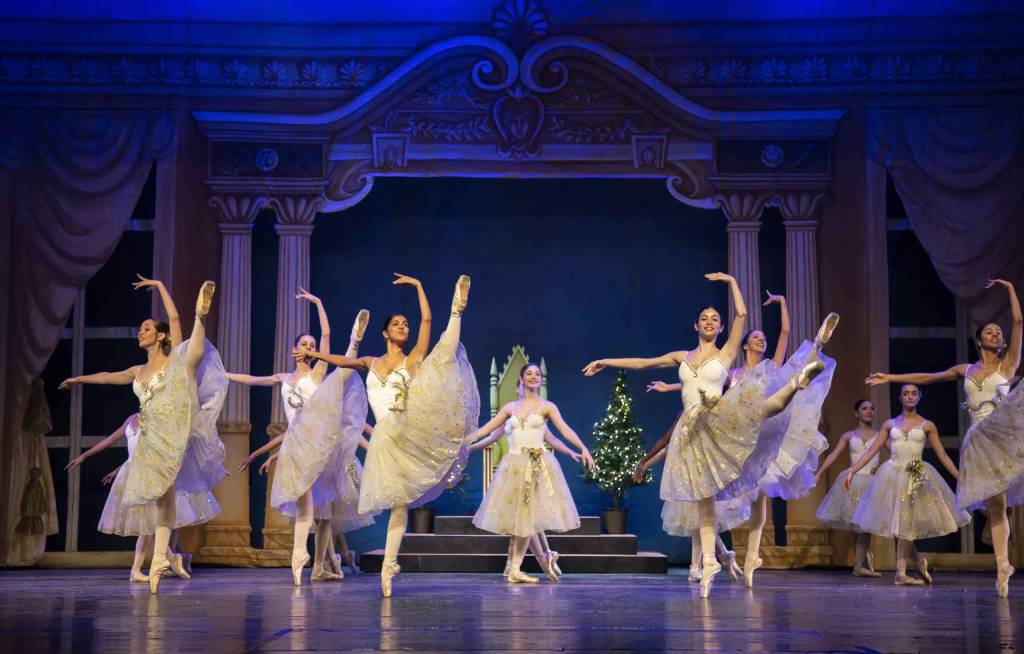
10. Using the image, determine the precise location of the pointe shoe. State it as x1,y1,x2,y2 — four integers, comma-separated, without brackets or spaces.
541,553,560,582
894,574,925,586
852,565,881,578
169,553,191,580
311,562,343,582
720,551,743,581
195,281,216,318
793,360,825,390
687,564,701,583
291,551,310,587
916,557,932,585
344,550,360,575
547,550,562,576
814,312,840,347
149,558,171,595
502,560,512,578
130,571,150,583
451,275,471,314
997,563,1015,598
351,309,370,344
381,559,401,598
700,560,722,598
744,556,763,589
507,569,539,584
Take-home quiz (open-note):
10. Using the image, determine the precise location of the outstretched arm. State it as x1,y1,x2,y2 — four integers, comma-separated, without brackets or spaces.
634,411,680,477
545,402,594,469
865,365,967,387
844,423,891,489
469,424,507,452
227,372,283,387
466,405,514,445
582,351,684,376
925,421,960,480
238,434,286,472
133,275,183,346
60,365,141,389
306,351,372,372
765,291,789,366
297,288,331,383
66,415,133,470
646,381,681,393
544,428,582,462
814,433,851,485
709,272,748,362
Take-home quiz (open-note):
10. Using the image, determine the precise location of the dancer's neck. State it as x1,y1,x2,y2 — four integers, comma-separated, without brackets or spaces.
744,350,763,368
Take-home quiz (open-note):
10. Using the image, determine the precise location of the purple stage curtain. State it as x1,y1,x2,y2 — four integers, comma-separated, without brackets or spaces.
0,111,174,564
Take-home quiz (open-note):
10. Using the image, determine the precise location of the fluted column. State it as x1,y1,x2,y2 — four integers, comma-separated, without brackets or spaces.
715,193,769,333
261,195,322,554
200,195,264,566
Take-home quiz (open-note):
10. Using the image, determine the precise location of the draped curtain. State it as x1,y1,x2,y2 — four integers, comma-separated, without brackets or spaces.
0,111,174,564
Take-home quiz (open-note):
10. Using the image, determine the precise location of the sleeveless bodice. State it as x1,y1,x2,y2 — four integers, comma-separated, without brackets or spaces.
132,369,166,409
888,425,926,466
366,358,413,420
849,433,879,475
963,370,1009,423
125,419,139,457
678,356,729,411
508,413,546,453
280,375,319,424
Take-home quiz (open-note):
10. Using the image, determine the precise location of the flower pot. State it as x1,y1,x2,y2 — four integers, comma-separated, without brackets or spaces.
409,507,436,534
602,508,628,534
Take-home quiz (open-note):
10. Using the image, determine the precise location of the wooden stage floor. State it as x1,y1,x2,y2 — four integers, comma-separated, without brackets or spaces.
0,567,1020,653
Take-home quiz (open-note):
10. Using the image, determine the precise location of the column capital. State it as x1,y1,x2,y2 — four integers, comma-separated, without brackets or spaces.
209,195,266,225
768,191,830,222
712,191,772,223
267,194,324,226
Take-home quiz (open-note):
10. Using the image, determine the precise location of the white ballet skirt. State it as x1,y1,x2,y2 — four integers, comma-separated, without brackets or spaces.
329,457,376,532
98,418,220,535
661,356,774,503
815,434,879,532
473,413,580,537
358,337,479,513
956,372,1024,511
661,493,753,537
755,341,835,500
853,425,970,540
122,340,227,522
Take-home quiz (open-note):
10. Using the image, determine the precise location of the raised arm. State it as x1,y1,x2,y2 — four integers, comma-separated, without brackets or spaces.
297,287,331,383
708,272,748,362
238,433,286,472
66,414,133,470
924,421,960,480
764,291,790,366
227,372,284,387
813,433,851,485
988,279,1022,374
544,402,594,469
133,274,183,346
582,351,683,376
60,365,141,389
845,422,891,489
393,273,432,364
864,365,968,387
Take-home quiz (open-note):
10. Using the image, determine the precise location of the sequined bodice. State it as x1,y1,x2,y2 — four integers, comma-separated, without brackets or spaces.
281,375,319,424
888,425,925,466
508,413,546,453
366,358,412,420
678,356,728,411
849,433,879,475
963,370,1009,423
132,370,165,408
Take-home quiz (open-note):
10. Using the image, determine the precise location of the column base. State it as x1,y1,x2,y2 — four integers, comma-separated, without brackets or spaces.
731,526,834,568
197,525,257,567
258,528,293,567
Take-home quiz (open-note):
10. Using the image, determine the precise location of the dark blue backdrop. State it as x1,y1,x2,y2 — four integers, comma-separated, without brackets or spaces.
248,177,787,564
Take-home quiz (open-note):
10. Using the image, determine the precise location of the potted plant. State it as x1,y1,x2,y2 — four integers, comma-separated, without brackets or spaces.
409,471,471,534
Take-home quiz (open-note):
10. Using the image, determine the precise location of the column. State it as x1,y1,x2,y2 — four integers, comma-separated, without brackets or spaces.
715,192,769,333
261,195,322,555
199,195,264,566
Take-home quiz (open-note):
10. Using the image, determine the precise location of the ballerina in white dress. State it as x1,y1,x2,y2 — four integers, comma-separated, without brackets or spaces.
583,273,825,596
467,362,593,583
866,278,1023,596
814,398,882,577
305,273,478,597
60,276,226,593
845,384,970,585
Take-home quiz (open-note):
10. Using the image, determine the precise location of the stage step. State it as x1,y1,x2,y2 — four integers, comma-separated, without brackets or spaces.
399,533,637,555
360,551,669,574
432,515,601,536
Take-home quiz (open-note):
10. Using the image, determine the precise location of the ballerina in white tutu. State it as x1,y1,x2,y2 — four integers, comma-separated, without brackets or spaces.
232,290,372,585
467,362,592,583
583,273,825,596
814,399,882,577
845,384,969,585
60,276,226,593
865,278,1022,596
305,273,478,596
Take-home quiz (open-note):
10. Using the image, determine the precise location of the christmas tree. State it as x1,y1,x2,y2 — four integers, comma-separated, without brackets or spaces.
583,371,651,509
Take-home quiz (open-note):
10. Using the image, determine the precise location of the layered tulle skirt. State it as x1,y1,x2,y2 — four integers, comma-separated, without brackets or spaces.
326,457,376,532
957,381,1024,511
123,340,227,513
474,449,580,537
853,459,970,540
99,456,219,536
661,493,753,537
815,468,874,532
359,337,479,512
661,362,775,503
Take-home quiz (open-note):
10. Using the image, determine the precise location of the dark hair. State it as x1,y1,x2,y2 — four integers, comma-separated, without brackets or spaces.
153,319,172,356
975,323,1009,358
853,398,873,412
519,362,542,379
694,306,720,324
294,333,315,347
381,315,406,334
741,329,765,349
899,383,921,396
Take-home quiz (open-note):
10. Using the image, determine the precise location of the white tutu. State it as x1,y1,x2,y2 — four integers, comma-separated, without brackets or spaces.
474,450,580,537
359,338,479,512
661,362,776,502
123,340,227,512
757,342,835,500
957,380,1024,511
815,468,874,532
853,459,970,540
98,462,219,536
327,457,376,532
661,493,753,537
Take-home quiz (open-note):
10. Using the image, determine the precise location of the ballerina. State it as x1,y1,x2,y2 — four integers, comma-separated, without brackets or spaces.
304,273,478,597
814,399,882,577
60,275,226,593
583,272,825,597
844,384,969,585
865,278,1022,596
467,362,591,583
65,413,193,582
